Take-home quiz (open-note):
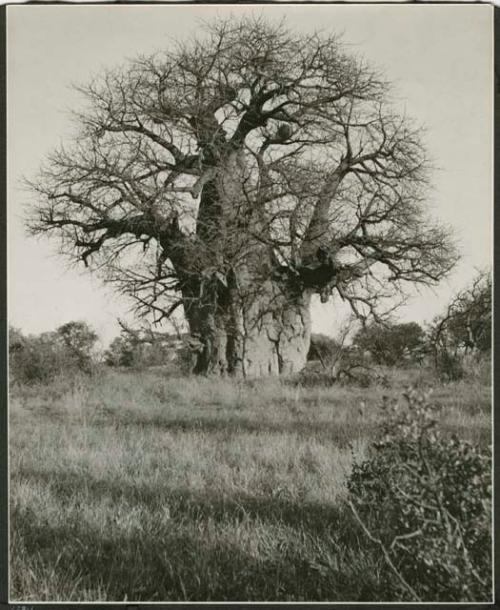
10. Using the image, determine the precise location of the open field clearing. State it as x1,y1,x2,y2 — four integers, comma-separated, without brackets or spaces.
10,367,491,601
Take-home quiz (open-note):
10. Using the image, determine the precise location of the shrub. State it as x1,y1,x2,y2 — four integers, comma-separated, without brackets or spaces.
433,350,465,381
9,323,98,385
10,330,64,384
353,322,427,367
104,335,136,367
307,334,341,364
347,389,491,601
56,321,98,372
104,322,190,371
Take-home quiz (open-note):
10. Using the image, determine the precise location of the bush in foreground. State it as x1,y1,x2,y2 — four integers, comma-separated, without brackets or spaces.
347,389,491,602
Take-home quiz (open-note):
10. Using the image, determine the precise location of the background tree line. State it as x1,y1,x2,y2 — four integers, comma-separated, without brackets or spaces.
10,269,491,386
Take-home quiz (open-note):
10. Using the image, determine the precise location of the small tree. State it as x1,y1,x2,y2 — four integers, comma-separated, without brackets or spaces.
9,323,98,384
429,270,491,378
353,321,426,366
303,317,375,385
104,320,187,369
104,335,136,367
27,17,457,377
56,320,98,371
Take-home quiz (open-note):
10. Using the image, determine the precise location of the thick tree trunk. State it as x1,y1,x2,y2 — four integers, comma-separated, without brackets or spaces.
185,280,312,377
183,146,317,377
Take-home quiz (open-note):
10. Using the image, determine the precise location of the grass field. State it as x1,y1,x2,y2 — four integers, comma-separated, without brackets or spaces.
9,365,491,601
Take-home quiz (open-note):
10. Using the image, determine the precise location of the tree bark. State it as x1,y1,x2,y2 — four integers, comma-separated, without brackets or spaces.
184,278,312,377
184,147,316,377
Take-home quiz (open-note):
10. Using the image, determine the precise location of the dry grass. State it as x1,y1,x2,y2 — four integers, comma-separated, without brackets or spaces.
9,366,491,601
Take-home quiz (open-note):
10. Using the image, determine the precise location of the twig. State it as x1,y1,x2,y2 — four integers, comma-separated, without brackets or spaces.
348,499,421,601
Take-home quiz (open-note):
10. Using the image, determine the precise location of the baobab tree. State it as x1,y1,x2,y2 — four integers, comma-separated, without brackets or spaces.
27,17,457,376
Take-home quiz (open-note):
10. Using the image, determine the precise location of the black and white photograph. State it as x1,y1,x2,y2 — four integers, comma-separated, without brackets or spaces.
6,3,493,602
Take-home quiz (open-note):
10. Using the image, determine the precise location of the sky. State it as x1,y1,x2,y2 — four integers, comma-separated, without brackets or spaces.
7,3,493,345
